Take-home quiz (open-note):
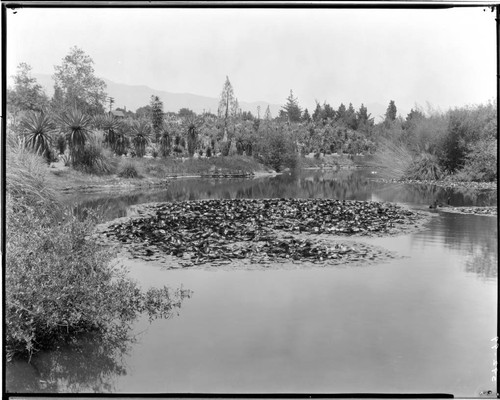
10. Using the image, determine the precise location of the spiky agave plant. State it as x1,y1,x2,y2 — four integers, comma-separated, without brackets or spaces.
130,119,151,157
20,112,56,162
59,108,91,164
100,114,121,152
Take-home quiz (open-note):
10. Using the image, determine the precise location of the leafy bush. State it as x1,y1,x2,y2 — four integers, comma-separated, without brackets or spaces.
5,141,191,361
254,127,298,172
403,152,443,180
453,137,497,182
438,103,497,173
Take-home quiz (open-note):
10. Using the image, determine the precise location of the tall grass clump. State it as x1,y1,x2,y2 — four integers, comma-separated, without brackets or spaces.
72,138,118,175
6,139,58,216
368,139,413,180
403,152,443,180
5,136,191,361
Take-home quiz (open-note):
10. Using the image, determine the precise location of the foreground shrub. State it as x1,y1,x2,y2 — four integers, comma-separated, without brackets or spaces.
5,140,191,361
403,152,443,180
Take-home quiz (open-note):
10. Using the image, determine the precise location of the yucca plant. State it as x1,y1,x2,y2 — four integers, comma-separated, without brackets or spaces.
20,112,55,162
100,114,121,151
59,108,91,164
130,119,151,157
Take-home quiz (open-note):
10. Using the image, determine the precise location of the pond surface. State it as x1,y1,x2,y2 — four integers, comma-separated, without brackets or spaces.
6,169,498,396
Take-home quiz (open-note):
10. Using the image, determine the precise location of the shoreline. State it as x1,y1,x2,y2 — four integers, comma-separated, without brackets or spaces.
49,161,497,199
372,177,497,191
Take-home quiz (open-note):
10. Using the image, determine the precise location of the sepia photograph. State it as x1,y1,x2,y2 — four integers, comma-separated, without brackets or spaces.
3,1,498,396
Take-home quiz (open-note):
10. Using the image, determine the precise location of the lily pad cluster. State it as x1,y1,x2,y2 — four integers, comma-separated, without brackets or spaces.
103,199,421,266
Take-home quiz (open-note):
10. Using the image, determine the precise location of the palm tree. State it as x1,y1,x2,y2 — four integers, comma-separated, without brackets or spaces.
59,108,91,164
20,111,56,162
130,119,151,157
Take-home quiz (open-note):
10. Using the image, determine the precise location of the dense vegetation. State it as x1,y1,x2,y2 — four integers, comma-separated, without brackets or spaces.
370,102,497,182
5,136,191,361
7,46,497,179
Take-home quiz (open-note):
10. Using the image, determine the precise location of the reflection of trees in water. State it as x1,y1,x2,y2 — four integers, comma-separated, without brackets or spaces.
7,330,130,393
464,236,498,279
398,183,497,207
416,213,497,279
6,290,192,393
65,170,497,223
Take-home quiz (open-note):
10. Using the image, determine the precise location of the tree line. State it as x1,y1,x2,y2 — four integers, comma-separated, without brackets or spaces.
7,46,497,179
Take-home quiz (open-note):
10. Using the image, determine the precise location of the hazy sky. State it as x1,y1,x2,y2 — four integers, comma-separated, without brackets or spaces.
5,6,497,115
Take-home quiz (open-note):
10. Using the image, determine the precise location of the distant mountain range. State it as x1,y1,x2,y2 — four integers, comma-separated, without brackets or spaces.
33,73,400,121
33,73,282,117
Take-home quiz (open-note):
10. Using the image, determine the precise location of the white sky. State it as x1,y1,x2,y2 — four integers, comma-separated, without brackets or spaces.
5,6,497,114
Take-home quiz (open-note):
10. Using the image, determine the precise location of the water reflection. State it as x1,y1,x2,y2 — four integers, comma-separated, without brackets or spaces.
6,287,192,394
7,330,129,393
413,213,498,279
64,169,497,222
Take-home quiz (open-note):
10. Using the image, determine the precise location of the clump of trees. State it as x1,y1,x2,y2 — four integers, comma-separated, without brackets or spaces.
371,101,497,182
